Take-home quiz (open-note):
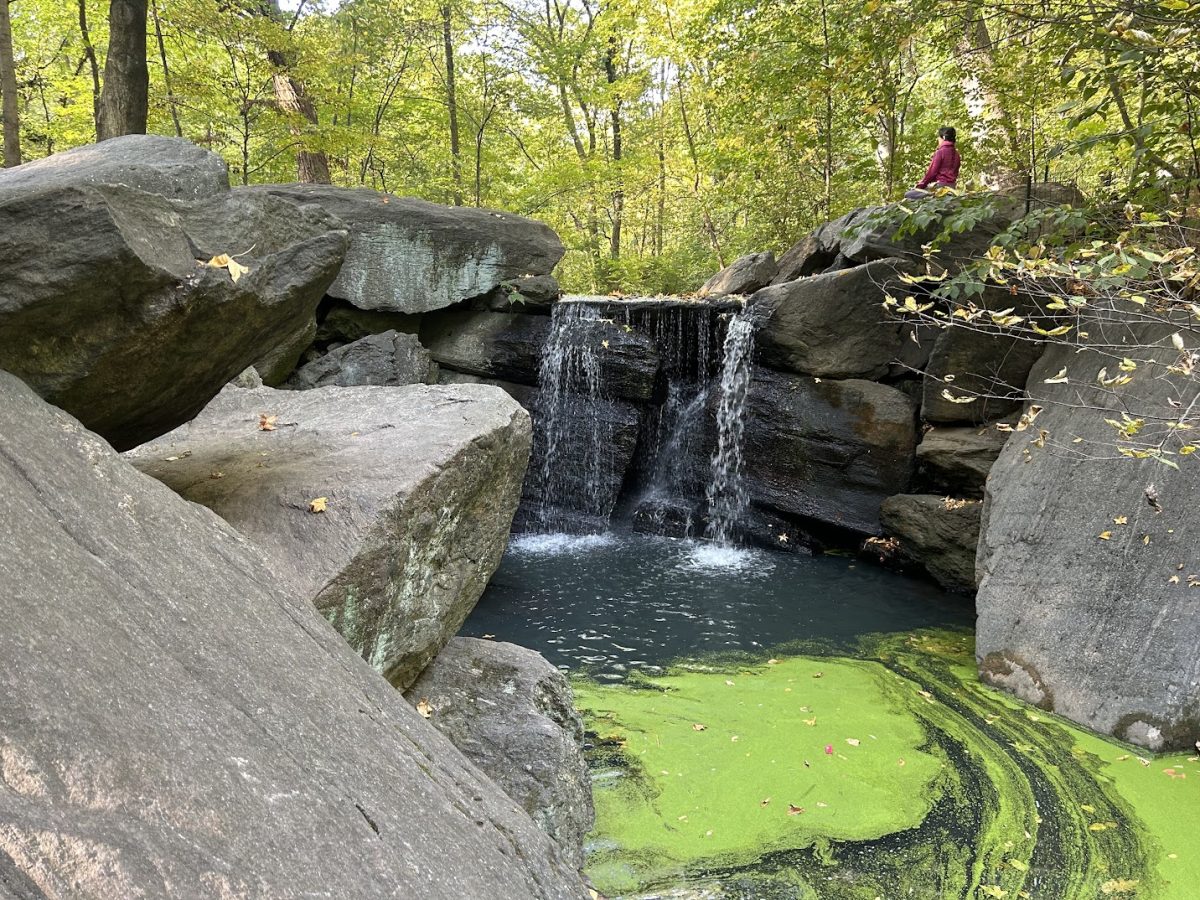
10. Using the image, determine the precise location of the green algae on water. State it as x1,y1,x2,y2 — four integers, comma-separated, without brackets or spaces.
577,630,1200,899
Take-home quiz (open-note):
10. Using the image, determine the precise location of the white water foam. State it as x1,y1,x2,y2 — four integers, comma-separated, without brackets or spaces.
680,541,772,574
508,532,617,556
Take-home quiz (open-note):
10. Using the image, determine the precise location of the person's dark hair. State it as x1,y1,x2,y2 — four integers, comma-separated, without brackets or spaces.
938,126,957,143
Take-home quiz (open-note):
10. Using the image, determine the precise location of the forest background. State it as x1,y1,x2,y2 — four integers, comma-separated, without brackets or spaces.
0,0,1197,294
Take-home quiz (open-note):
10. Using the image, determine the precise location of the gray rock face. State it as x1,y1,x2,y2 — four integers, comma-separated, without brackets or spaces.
289,330,437,389
422,310,551,385
245,185,565,314
483,274,562,313
128,383,531,691
916,424,1010,497
749,258,909,379
976,323,1200,749
0,134,229,200
921,328,1044,424
772,234,836,284
0,184,347,450
405,638,594,868
744,370,918,534
0,371,589,899
516,397,643,533
880,494,981,592
700,251,778,297
438,369,537,408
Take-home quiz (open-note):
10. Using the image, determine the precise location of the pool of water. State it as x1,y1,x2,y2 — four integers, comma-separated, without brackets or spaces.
463,532,1200,899
463,532,972,678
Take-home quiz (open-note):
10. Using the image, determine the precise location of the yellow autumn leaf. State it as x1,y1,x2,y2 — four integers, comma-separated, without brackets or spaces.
941,389,978,404
1113,516,1128,525
1008,858,1029,872
1098,531,1113,540
206,253,250,283
981,887,1008,899
1044,367,1069,384
309,497,328,514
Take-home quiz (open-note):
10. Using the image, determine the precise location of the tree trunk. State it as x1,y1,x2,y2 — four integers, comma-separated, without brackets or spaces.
150,0,182,137
77,0,101,135
263,0,331,184
0,0,19,167
604,36,623,261
97,0,149,141
441,4,462,206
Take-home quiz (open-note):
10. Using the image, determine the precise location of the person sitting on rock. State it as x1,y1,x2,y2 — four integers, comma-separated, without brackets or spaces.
905,127,960,199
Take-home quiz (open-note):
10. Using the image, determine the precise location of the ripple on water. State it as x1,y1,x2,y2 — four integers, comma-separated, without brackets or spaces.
507,532,617,555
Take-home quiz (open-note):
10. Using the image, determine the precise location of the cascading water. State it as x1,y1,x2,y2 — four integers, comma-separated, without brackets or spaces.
528,302,608,532
703,311,756,546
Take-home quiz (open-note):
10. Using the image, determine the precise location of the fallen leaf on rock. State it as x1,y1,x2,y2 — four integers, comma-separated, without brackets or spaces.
1113,516,1128,525
1098,531,1113,540
309,497,328,514
259,413,278,432
206,253,250,283
787,805,805,815
415,698,433,719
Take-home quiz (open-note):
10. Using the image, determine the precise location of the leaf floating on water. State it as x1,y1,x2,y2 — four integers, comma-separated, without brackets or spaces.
1100,879,1140,895
309,497,328,514
812,672,824,679
691,723,707,731
415,698,433,719
803,717,817,726
731,735,740,742
824,744,834,755
760,797,771,807
1115,754,1131,762
980,887,1008,899
898,758,907,767
1008,858,1029,872
677,814,688,821
1138,757,1151,767
767,658,780,665
787,804,805,816
725,680,735,686
846,738,861,747
816,801,828,808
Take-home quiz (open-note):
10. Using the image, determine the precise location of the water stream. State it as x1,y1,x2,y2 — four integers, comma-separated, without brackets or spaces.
465,533,1200,899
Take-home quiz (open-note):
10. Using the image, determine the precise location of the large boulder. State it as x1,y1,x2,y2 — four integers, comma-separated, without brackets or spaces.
976,322,1200,749
128,382,531,691
0,370,589,898
0,184,347,450
921,328,1044,424
244,185,565,314
744,370,918,534
0,134,229,201
288,330,437,389
699,251,778,298
421,310,551,386
880,494,981,592
405,638,594,868
916,423,1010,497
749,258,910,379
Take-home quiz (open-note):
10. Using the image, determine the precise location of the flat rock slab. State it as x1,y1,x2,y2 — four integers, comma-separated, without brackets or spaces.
0,183,347,450
0,134,229,201
976,321,1200,749
744,369,918,534
0,371,588,899
880,494,981,592
128,383,532,691
916,424,1010,497
406,637,594,868
244,185,565,314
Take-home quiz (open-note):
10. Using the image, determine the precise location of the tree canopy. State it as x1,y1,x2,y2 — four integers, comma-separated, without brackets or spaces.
1,0,1197,292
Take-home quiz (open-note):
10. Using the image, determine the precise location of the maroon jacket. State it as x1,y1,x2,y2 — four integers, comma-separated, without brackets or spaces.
917,140,961,188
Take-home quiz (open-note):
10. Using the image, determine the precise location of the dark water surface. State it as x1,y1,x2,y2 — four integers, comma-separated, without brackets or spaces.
463,531,972,675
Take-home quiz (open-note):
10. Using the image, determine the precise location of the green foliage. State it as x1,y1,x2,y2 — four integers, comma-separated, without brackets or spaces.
2,0,1197,293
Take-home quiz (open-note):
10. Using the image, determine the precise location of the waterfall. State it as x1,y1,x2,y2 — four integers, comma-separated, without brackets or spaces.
527,302,608,533
704,312,756,546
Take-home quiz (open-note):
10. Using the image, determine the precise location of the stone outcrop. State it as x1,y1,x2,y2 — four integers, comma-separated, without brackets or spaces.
0,370,589,898
245,184,565,314
480,274,562,313
915,424,1010,497
406,638,594,868
317,302,423,345
976,322,1200,749
749,258,909,379
288,330,437,389
699,251,778,297
0,182,347,450
744,370,918,534
921,328,1044,424
880,494,981,592
0,134,229,201
421,310,551,385
128,382,531,691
